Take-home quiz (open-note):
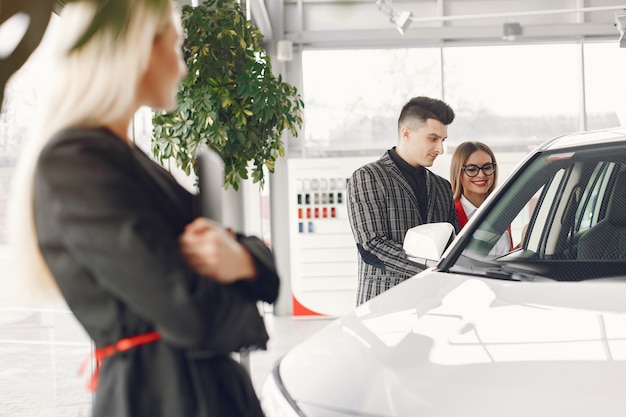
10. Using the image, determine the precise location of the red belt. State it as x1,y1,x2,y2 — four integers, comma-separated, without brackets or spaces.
79,331,161,391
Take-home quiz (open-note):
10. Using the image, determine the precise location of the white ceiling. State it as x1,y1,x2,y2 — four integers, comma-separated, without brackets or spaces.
244,0,626,48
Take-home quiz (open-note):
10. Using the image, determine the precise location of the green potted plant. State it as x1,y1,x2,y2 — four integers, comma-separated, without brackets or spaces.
151,0,303,190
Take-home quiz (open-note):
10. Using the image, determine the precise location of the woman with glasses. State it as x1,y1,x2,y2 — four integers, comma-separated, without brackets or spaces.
450,141,513,256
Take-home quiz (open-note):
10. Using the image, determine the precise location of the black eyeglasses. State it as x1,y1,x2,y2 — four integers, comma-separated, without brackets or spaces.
462,163,496,177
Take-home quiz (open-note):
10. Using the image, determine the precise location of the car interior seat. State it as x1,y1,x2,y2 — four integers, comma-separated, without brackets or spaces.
577,170,626,260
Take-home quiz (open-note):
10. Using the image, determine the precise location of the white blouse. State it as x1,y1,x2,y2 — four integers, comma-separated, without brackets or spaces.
460,195,511,257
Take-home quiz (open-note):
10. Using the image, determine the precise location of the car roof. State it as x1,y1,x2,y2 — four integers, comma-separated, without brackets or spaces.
540,126,626,151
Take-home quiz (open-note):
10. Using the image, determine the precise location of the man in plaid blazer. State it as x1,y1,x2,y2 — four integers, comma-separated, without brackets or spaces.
347,97,460,305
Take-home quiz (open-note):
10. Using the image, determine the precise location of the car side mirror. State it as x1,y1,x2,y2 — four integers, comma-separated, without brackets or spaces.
403,222,456,268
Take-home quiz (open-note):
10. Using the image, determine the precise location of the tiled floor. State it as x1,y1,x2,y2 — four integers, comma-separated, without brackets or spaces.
0,247,333,416
0,303,94,417
0,307,330,417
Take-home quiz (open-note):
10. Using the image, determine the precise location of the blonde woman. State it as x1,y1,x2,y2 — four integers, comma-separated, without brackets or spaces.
7,1,278,416
450,141,513,256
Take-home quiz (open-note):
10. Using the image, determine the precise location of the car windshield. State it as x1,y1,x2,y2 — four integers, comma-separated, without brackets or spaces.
445,141,626,282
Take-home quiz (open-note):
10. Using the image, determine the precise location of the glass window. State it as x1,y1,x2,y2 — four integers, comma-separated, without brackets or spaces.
575,162,616,232
300,48,442,156
583,42,626,129
299,42,624,184
443,44,582,155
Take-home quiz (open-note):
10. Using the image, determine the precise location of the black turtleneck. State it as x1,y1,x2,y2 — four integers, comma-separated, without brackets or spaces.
388,147,428,221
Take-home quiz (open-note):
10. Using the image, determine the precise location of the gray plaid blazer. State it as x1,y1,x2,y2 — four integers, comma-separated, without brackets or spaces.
347,151,459,305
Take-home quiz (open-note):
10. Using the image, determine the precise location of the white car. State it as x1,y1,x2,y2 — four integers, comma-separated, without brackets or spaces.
262,127,626,417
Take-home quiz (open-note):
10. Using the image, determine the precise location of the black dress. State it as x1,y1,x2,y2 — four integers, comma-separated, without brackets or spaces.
33,127,279,417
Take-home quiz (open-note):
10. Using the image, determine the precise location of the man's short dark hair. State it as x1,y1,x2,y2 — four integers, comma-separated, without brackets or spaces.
398,96,455,129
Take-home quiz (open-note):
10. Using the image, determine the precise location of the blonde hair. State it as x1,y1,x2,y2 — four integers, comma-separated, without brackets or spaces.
7,0,174,302
450,141,498,201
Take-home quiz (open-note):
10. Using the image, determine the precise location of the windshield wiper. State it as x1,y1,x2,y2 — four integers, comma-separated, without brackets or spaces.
448,265,528,281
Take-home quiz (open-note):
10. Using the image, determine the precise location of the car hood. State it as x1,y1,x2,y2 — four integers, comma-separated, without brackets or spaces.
277,272,626,417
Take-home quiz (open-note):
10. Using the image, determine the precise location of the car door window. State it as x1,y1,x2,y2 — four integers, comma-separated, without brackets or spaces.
575,162,616,233
524,168,565,255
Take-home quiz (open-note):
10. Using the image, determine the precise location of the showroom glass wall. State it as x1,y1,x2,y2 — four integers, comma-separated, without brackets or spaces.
298,42,626,181
1,11,626,415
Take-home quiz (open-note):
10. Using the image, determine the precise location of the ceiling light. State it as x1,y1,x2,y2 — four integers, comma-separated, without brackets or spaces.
502,22,522,41
376,0,412,35
395,10,413,34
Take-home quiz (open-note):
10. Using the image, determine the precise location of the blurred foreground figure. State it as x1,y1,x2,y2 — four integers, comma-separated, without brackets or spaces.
7,1,279,416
